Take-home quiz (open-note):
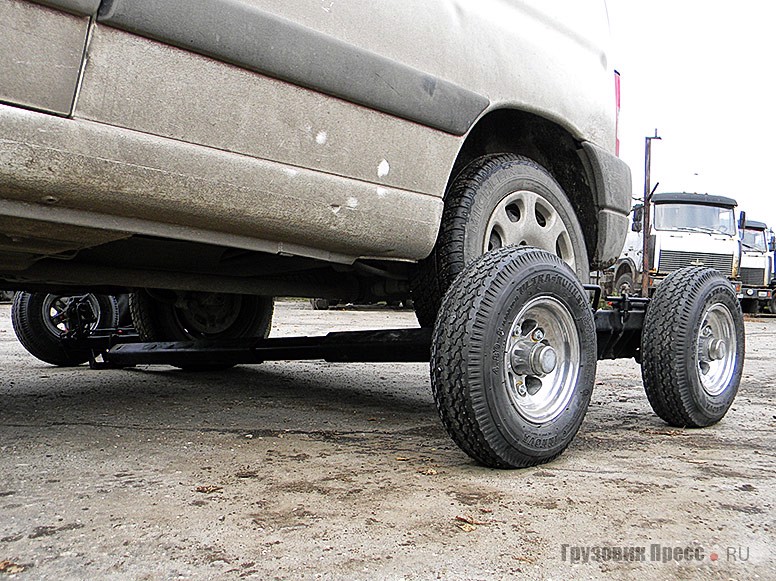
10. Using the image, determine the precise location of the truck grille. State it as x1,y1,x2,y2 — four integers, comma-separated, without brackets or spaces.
740,267,766,286
658,250,733,276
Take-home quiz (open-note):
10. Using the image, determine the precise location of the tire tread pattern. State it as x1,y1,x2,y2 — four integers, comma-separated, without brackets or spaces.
431,246,594,468
641,267,743,427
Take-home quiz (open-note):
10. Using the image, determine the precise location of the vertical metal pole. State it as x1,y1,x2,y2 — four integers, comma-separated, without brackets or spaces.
641,130,661,296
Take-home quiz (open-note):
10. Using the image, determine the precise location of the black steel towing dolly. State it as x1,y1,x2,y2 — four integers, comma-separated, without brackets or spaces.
22,248,745,469
82,292,646,368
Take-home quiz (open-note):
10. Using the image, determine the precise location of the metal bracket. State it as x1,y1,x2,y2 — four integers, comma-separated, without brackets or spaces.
59,295,97,343
595,292,650,361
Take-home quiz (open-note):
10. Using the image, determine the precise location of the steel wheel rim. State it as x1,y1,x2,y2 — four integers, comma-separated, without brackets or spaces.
697,303,737,396
484,190,576,271
174,293,242,337
42,294,99,337
503,295,581,424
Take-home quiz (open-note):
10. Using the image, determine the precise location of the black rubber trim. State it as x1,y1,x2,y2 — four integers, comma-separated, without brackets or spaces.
96,0,489,135
580,141,632,213
33,0,101,15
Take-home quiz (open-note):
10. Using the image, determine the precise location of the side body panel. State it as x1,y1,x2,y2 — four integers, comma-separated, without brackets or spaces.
237,0,616,149
75,26,460,197
0,0,90,115
0,106,443,264
1,0,621,268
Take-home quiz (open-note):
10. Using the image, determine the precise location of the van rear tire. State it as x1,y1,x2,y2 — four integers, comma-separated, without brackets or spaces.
412,154,589,328
129,291,273,370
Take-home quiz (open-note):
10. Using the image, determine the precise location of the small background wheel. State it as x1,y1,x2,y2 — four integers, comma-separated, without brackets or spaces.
641,267,744,427
11,292,120,366
740,298,759,314
769,295,776,314
413,154,589,327
115,293,133,327
431,247,597,468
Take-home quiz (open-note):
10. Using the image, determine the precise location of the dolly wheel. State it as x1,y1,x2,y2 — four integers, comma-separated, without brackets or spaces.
431,247,597,468
641,267,744,427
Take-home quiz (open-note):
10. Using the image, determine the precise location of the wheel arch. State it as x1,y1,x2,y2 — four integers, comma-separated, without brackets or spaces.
449,108,605,269
614,258,637,280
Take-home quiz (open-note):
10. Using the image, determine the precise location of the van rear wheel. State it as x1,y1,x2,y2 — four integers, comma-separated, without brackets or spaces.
130,290,273,341
413,154,589,327
129,290,273,370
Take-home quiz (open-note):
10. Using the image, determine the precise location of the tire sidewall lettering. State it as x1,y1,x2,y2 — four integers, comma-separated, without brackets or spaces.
476,258,595,456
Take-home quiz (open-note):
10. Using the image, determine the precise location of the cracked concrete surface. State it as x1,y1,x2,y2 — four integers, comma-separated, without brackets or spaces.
0,301,774,579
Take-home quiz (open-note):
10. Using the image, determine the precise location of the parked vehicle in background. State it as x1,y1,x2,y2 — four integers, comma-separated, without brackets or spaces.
739,219,776,313
608,193,741,296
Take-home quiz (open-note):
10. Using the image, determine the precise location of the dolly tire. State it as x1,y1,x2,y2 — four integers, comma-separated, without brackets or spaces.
641,267,744,427
431,247,596,468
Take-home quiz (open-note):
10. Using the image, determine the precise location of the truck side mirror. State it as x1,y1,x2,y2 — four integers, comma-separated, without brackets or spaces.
738,211,746,229
770,235,776,252
631,205,643,233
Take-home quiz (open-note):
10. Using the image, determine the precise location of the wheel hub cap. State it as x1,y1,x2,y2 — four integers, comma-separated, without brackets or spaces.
696,304,736,396
510,342,558,377
503,296,580,424
483,190,576,272
704,338,727,361
176,293,242,336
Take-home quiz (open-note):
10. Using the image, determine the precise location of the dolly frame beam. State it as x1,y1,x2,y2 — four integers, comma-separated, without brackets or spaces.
79,295,644,369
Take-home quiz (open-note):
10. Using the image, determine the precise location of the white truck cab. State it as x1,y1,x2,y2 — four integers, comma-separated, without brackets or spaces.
612,193,740,295
739,219,776,313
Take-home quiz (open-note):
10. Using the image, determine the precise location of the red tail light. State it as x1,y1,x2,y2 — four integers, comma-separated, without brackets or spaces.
614,70,621,157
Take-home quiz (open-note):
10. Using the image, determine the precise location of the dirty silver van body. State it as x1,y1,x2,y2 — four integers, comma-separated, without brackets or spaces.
1,0,630,303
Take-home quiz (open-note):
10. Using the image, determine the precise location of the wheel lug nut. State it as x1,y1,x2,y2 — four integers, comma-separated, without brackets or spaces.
531,328,545,341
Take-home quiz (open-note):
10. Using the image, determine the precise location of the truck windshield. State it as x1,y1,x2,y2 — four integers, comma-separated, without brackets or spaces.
741,228,767,252
653,203,735,235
